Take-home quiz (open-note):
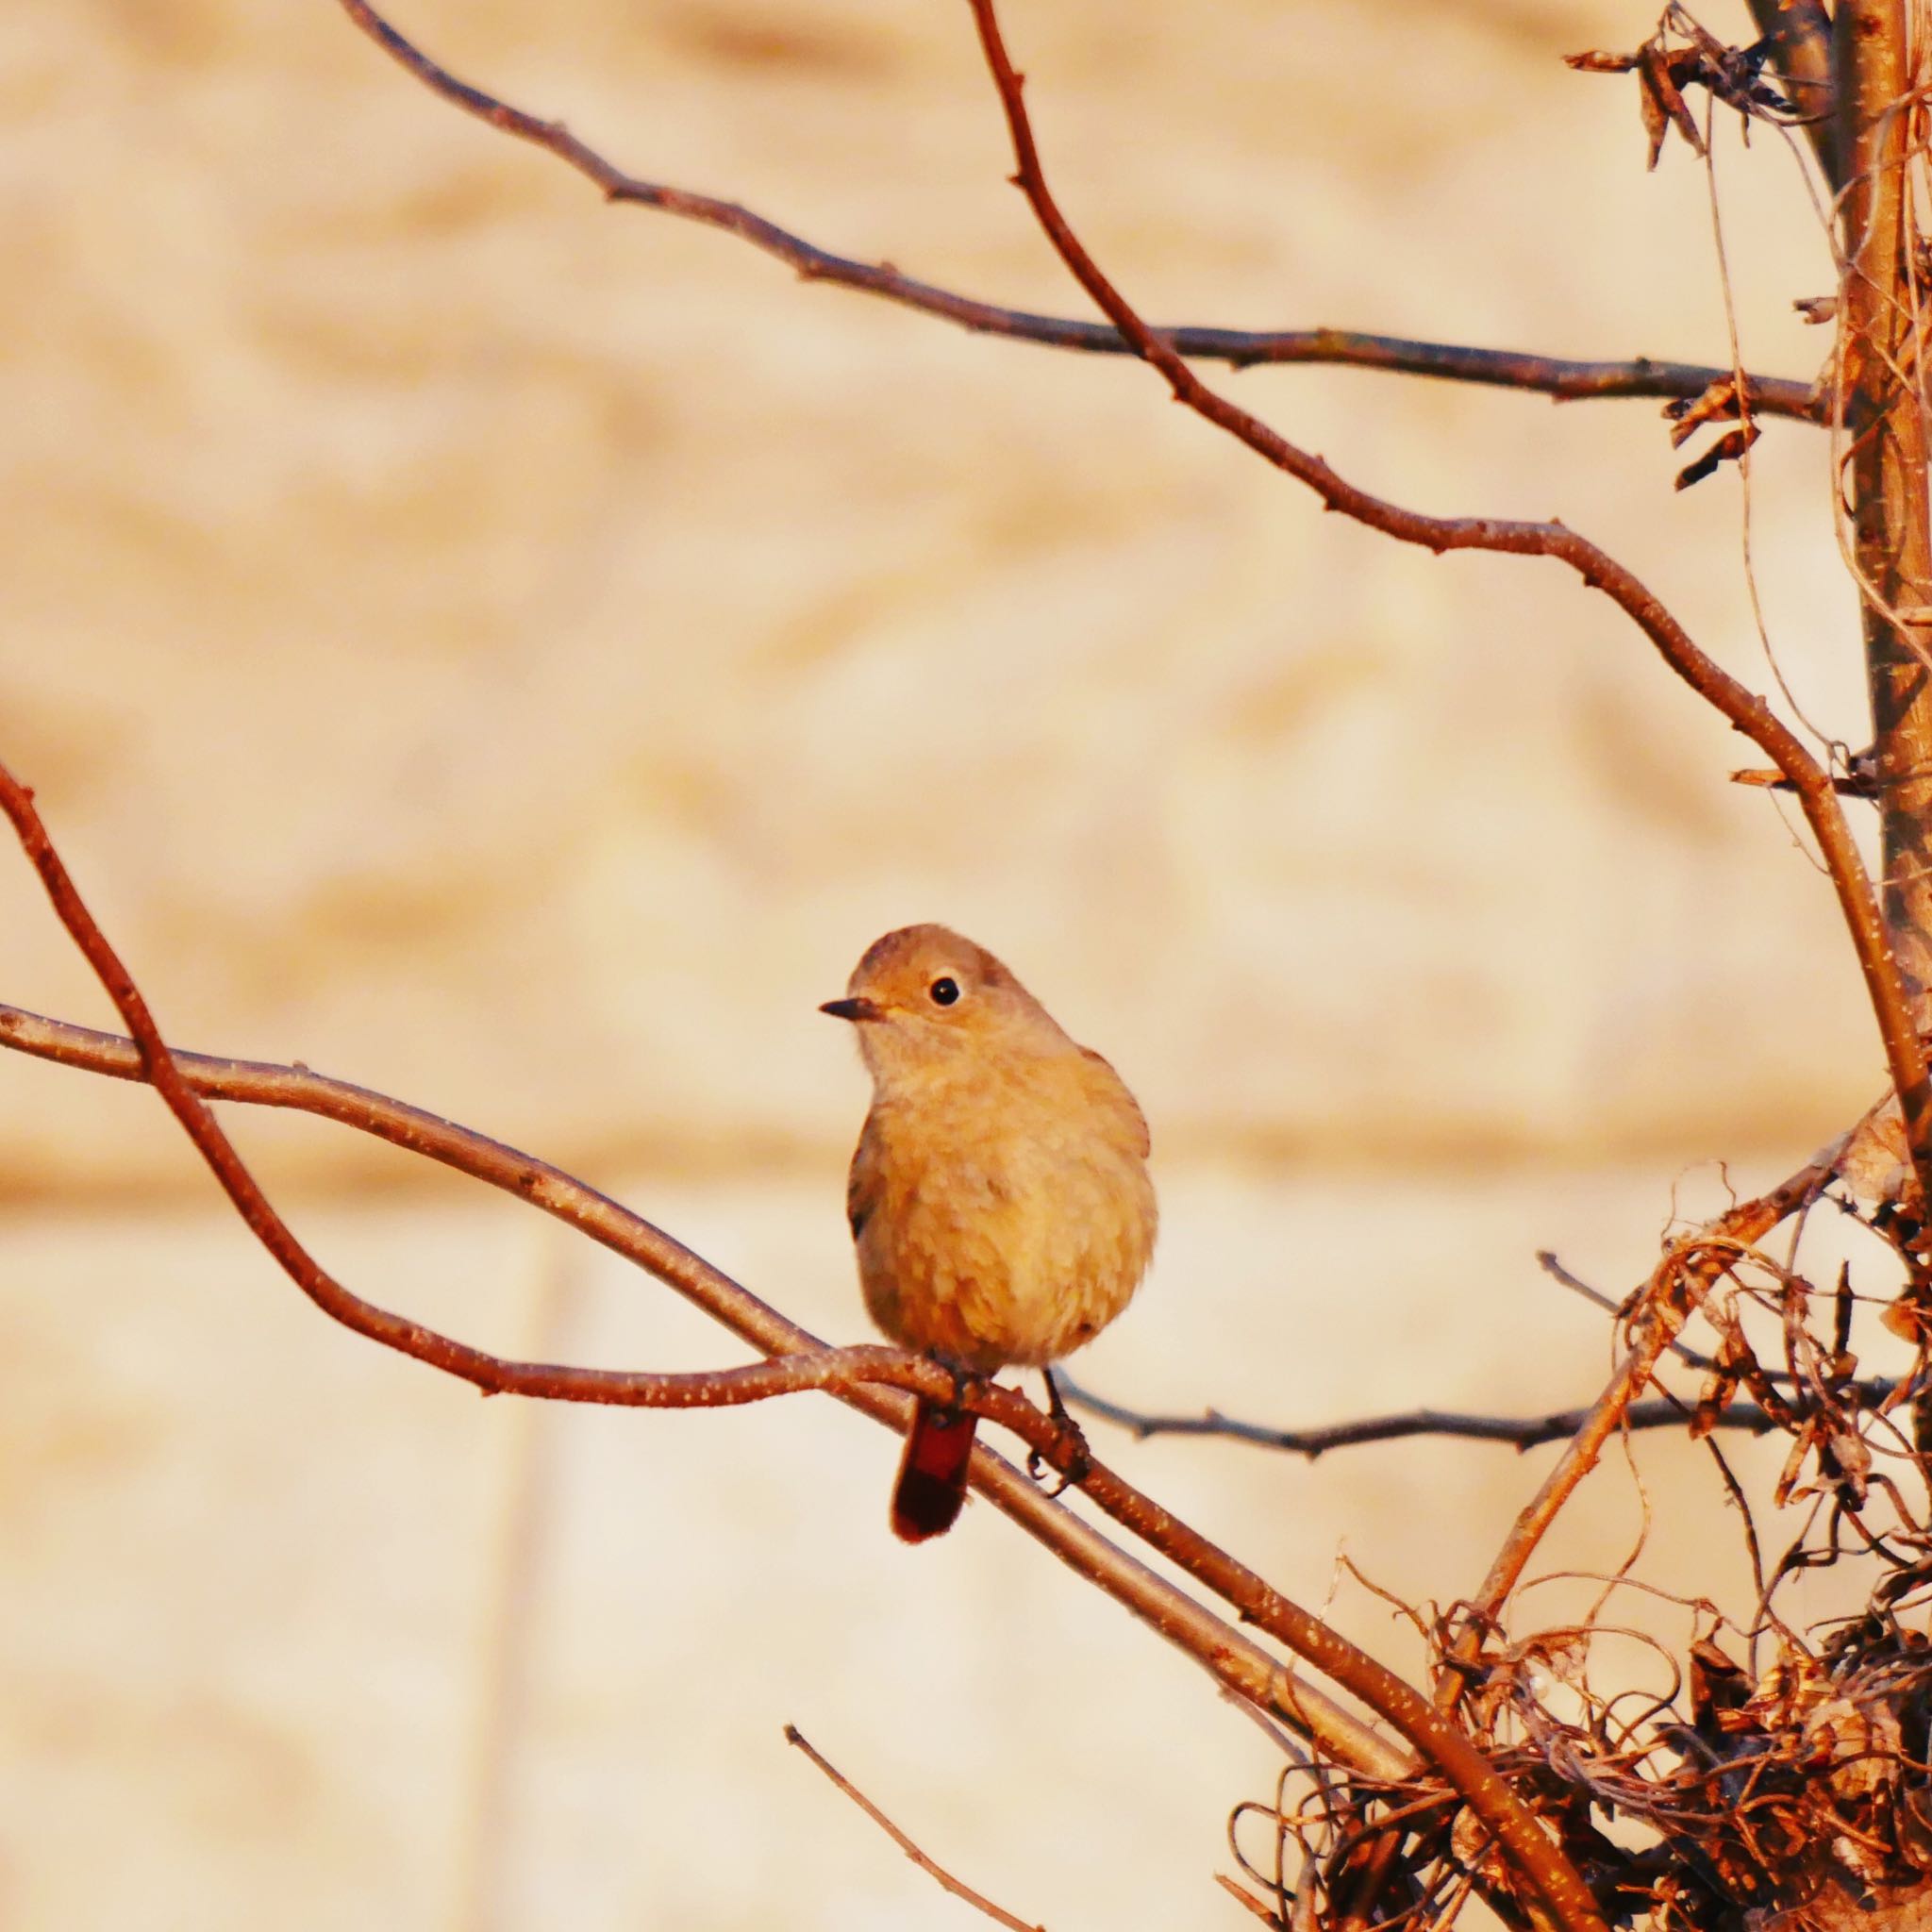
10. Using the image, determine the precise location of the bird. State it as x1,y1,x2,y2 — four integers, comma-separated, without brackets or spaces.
822,924,1157,1542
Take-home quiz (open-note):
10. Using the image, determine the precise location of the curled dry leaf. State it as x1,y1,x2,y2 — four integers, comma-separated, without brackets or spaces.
1666,375,1740,441
1640,36,1704,166
1521,1627,1592,1690
1567,6,1801,170
1833,1096,1921,1218
1674,422,1759,491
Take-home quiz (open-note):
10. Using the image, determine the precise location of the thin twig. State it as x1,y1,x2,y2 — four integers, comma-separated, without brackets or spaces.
1541,1244,1879,1394
326,0,1824,422
1217,1873,1289,1928
1059,1379,1892,1456
954,0,1932,1213
1536,1249,1717,1371
1730,764,1879,796
783,1725,1044,1932
1464,1174,1834,1632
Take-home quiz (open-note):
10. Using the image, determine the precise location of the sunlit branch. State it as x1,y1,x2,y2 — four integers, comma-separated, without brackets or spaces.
329,0,1822,421
955,0,1932,1224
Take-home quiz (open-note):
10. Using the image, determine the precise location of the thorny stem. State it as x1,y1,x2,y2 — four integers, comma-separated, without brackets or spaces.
1454,1160,1836,1646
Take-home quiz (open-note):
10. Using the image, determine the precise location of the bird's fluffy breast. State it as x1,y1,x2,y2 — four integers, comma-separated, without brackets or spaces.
848,1053,1157,1370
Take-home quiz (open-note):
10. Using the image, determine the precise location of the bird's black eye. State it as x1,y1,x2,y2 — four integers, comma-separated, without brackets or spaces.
928,976,961,1008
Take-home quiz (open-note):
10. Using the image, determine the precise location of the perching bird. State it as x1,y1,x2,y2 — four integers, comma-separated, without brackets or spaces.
822,924,1157,1542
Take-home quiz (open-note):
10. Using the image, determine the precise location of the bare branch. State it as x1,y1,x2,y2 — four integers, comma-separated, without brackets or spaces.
1536,1247,1717,1371
784,1725,1044,1932
1537,1245,1868,1391
326,0,1823,422
956,0,1932,1214
0,757,1607,1932
1729,763,1879,797
1059,1378,1892,1457
1462,1168,1835,1630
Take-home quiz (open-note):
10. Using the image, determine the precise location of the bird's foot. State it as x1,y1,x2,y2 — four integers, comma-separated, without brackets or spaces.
1026,1370,1091,1495
933,1362,985,1427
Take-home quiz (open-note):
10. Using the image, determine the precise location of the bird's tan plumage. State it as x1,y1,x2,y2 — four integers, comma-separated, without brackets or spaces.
824,924,1157,1541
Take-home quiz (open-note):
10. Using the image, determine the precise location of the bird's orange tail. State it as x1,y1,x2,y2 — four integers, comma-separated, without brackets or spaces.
891,1400,977,1542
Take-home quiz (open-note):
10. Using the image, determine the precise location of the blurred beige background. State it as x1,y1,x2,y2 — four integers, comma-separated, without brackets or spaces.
0,0,1901,1927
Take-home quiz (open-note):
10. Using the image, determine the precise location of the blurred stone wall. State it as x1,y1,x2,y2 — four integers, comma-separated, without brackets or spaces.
0,0,1890,1927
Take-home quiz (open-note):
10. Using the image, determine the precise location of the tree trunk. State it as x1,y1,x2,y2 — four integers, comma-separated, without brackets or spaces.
1839,0,1932,1021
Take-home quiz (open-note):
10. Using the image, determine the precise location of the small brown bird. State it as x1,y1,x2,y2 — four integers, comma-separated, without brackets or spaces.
823,924,1157,1541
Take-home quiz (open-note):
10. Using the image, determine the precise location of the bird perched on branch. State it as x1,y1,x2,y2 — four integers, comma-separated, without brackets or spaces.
823,924,1157,1542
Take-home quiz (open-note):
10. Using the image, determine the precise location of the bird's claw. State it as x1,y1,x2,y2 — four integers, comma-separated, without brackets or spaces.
1027,1413,1091,1496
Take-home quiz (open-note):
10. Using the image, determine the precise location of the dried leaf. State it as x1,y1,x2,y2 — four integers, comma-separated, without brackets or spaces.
1524,1626,1591,1688
1571,11,1796,171
1882,1290,1932,1343
1690,1380,1736,1439
1564,47,1640,73
1836,1099,1919,1214
1690,1638,1752,1727
1639,58,1671,168
1665,375,1740,438
1674,423,1759,490
1640,38,1705,163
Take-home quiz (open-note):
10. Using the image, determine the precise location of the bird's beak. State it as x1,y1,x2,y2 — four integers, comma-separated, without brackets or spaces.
820,996,883,1024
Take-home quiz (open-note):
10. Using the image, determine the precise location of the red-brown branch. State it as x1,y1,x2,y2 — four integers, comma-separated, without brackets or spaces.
957,0,1932,1221
0,785,1413,1789
0,757,1595,1932
329,0,1822,422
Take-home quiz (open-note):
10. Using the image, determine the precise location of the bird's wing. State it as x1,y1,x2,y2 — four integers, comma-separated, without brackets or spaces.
1079,1046,1152,1159
846,1110,883,1242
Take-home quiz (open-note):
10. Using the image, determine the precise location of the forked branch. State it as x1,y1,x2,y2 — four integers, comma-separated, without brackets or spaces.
955,0,1932,1213
5,762,1647,1932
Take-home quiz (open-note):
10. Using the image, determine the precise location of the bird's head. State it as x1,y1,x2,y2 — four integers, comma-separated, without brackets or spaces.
821,924,1066,1082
